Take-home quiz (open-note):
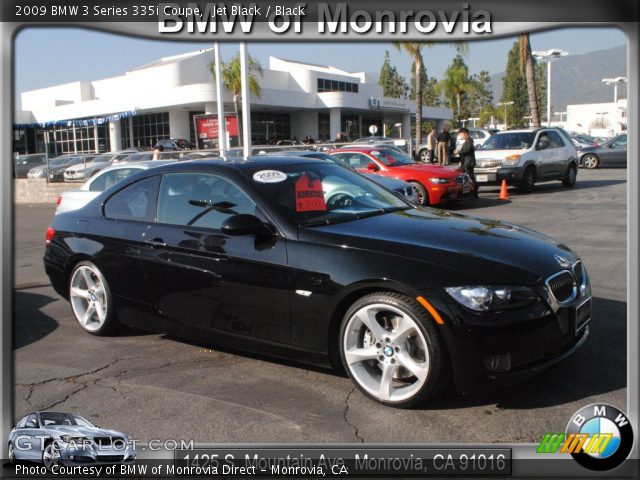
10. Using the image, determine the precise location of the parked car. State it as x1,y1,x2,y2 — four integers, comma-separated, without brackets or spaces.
44,157,591,407
13,153,46,178
63,149,142,182
329,147,468,205
416,128,492,162
155,138,194,151
577,134,627,169
474,128,578,193
569,133,600,149
8,411,135,469
262,150,418,204
354,136,395,144
57,161,174,214
28,154,96,182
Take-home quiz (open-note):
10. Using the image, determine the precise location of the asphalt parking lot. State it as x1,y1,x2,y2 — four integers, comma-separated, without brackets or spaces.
13,168,627,445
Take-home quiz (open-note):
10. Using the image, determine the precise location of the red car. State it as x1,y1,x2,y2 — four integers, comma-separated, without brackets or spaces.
330,147,468,205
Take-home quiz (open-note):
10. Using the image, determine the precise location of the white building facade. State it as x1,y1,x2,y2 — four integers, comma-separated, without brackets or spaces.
14,50,452,154
564,99,628,136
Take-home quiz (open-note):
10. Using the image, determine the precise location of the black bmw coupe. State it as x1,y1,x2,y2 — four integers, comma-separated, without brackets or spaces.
44,158,591,407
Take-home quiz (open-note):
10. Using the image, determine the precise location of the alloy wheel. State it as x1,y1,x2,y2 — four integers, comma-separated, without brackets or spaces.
42,442,60,471
343,303,430,403
583,154,599,169
70,265,108,332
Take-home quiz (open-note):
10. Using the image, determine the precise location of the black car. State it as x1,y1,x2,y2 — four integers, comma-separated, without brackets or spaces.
44,158,591,407
155,138,194,151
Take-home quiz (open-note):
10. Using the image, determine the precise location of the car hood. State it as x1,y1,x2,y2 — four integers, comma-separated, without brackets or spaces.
67,162,105,172
475,149,527,160
386,164,458,177
301,207,577,286
46,425,126,438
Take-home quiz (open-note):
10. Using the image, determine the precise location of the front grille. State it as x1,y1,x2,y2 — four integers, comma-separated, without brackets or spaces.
94,437,124,447
573,261,585,288
476,159,503,168
96,455,124,463
510,344,544,368
546,271,577,303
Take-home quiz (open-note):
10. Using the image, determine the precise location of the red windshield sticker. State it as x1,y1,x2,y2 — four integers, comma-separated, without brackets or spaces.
295,174,326,212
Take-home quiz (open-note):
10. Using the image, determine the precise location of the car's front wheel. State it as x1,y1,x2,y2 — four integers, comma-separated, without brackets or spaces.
8,442,15,464
69,261,120,335
410,182,430,206
518,166,536,193
339,292,446,407
419,149,429,162
42,441,61,471
582,153,600,169
562,164,577,187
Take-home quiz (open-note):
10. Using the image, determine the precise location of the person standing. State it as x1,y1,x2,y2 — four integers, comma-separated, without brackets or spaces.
458,127,479,198
426,128,436,163
436,128,451,166
152,145,163,161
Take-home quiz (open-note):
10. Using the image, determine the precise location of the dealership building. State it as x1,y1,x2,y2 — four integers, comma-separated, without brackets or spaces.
14,49,452,154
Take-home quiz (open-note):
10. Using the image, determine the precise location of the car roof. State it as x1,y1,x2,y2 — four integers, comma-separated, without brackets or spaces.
93,160,175,174
261,150,322,157
155,157,326,174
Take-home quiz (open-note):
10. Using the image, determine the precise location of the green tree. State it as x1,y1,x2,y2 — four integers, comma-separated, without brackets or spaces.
441,55,474,126
378,51,409,98
501,42,529,129
478,104,498,128
535,62,547,124
466,70,493,119
209,53,263,145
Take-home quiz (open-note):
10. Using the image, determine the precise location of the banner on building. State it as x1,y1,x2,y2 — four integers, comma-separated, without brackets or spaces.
193,114,239,149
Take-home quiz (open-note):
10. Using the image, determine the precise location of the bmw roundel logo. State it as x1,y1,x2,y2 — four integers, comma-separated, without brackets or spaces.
565,404,634,471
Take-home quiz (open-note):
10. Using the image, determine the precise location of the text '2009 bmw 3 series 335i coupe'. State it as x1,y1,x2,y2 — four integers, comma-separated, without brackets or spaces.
44,157,591,407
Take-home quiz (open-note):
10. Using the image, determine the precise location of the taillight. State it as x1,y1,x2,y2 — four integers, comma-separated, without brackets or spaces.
45,226,55,245
56,196,62,206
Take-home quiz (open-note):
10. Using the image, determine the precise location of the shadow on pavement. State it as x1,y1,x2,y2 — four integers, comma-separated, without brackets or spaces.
13,290,59,349
428,296,626,410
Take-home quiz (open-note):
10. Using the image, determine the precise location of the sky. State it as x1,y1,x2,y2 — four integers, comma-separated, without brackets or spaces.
14,27,627,109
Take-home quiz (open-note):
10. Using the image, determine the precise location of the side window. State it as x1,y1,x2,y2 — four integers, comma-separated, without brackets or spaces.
157,173,256,230
25,414,38,428
344,154,373,169
536,132,550,149
90,168,141,192
612,136,627,147
104,176,160,222
548,131,565,148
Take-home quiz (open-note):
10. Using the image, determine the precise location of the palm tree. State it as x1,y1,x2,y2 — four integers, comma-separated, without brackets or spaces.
392,42,429,147
519,34,540,127
441,55,472,126
209,53,263,145
393,42,468,146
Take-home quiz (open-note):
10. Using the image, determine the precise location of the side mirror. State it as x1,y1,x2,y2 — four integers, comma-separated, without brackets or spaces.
366,163,379,172
221,214,268,236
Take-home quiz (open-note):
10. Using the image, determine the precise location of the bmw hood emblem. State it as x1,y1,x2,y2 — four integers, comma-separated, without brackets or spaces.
554,254,571,268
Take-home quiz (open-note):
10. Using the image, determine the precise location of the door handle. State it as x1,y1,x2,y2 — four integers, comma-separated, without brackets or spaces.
146,238,166,248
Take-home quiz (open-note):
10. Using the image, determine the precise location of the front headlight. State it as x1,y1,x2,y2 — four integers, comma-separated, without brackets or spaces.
445,285,540,311
429,177,451,184
502,154,521,165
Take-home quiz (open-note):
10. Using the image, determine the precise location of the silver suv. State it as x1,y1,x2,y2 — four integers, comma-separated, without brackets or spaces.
474,128,578,192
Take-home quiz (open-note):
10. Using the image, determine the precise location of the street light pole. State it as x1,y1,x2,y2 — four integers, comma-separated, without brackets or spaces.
497,101,514,130
602,76,627,103
533,49,569,127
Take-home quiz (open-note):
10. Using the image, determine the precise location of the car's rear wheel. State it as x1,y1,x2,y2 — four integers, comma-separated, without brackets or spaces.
69,261,120,336
339,292,446,407
410,182,430,206
562,164,577,187
518,167,536,193
582,154,600,169
42,441,60,471
419,149,429,162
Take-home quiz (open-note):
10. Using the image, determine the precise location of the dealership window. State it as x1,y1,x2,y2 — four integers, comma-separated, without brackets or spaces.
131,112,169,149
317,78,359,93
189,111,204,146
251,112,291,144
341,115,360,140
48,123,107,155
318,113,330,141
157,173,256,229
104,176,160,222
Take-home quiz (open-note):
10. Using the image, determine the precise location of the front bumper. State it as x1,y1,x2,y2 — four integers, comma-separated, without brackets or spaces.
474,166,523,185
58,445,136,466
429,184,462,204
420,286,592,393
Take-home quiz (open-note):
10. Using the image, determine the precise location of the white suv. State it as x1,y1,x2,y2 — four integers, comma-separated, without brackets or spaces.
474,128,578,192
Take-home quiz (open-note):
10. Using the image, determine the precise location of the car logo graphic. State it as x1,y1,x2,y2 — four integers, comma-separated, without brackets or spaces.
554,255,571,268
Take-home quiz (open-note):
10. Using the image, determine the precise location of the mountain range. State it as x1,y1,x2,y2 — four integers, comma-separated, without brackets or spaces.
489,45,627,112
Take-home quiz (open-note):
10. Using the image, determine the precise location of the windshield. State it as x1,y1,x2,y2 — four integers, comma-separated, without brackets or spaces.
39,412,94,427
479,132,536,150
93,153,116,163
244,163,411,227
369,149,415,166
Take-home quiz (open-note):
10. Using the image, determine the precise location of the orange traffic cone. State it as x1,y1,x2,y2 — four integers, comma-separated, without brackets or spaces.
499,179,510,200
